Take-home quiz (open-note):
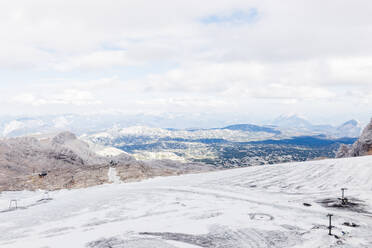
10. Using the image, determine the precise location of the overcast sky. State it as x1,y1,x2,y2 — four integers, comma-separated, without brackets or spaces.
1,0,372,125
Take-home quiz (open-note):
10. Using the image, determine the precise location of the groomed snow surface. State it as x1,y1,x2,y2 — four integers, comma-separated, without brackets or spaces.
1,156,372,247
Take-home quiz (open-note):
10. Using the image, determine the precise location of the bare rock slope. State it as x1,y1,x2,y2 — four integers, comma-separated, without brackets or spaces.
337,118,372,158
0,132,213,191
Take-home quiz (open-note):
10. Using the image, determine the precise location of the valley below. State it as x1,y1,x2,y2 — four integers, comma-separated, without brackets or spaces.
84,124,357,167
0,118,362,192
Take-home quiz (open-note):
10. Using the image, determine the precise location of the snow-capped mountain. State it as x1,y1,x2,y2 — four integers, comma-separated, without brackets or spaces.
272,114,312,129
336,119,362,138
1,155,372,247
0,113,237,137
0,114,362,139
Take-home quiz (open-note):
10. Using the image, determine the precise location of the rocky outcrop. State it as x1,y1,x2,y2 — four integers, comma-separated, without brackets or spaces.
51,131,77,145
1,160,214,192
0,132,215,191
336,144,351,158
336,118,372,158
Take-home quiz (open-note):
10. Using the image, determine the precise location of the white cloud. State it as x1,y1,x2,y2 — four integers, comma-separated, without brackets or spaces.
139,61,335,101
12,93,47,106
245,84,335,100
144,62,265,93
53,116,71,129
1,0,372,123
1,0,370,70
12,89,101,106
329,57,372,84
53,51,143,71
50,89,101,105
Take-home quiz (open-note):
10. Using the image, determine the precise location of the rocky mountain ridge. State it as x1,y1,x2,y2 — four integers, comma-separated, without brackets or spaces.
337,118,372,158
0,132,214,191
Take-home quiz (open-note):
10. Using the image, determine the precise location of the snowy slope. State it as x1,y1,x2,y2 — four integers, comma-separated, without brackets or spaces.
1,156,372,247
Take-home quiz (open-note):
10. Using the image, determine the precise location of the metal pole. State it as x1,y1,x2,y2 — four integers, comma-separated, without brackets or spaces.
341,188,347,204
327,214,333,235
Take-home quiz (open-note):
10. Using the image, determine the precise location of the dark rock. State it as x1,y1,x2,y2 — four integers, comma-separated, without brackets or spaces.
343,222,359,227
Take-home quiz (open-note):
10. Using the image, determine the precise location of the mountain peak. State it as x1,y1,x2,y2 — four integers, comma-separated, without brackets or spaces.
336,119,362,137
52,131,77,145
272,114,311,128
340,119,360,127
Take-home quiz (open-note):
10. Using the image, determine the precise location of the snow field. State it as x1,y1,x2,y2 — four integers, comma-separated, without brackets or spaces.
1,156,372,247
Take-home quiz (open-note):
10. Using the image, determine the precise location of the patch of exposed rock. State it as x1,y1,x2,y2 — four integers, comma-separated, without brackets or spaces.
337,118,372,158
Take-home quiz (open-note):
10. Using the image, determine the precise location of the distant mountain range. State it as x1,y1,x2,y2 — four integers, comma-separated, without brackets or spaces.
0,114,362,138
0,113,239,137
0,114,362,168
272,114,362,138
82,122,358,167
0,112,368,192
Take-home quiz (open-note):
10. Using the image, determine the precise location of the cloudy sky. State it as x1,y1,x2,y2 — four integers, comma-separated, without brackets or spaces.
1,0,372,125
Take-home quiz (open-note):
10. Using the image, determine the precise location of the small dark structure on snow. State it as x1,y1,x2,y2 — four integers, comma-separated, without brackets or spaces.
38,171,48,178
110,160,118,167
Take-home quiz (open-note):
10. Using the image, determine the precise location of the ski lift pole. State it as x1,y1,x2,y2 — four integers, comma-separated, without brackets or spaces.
327,214,333,235
341,188,347,204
